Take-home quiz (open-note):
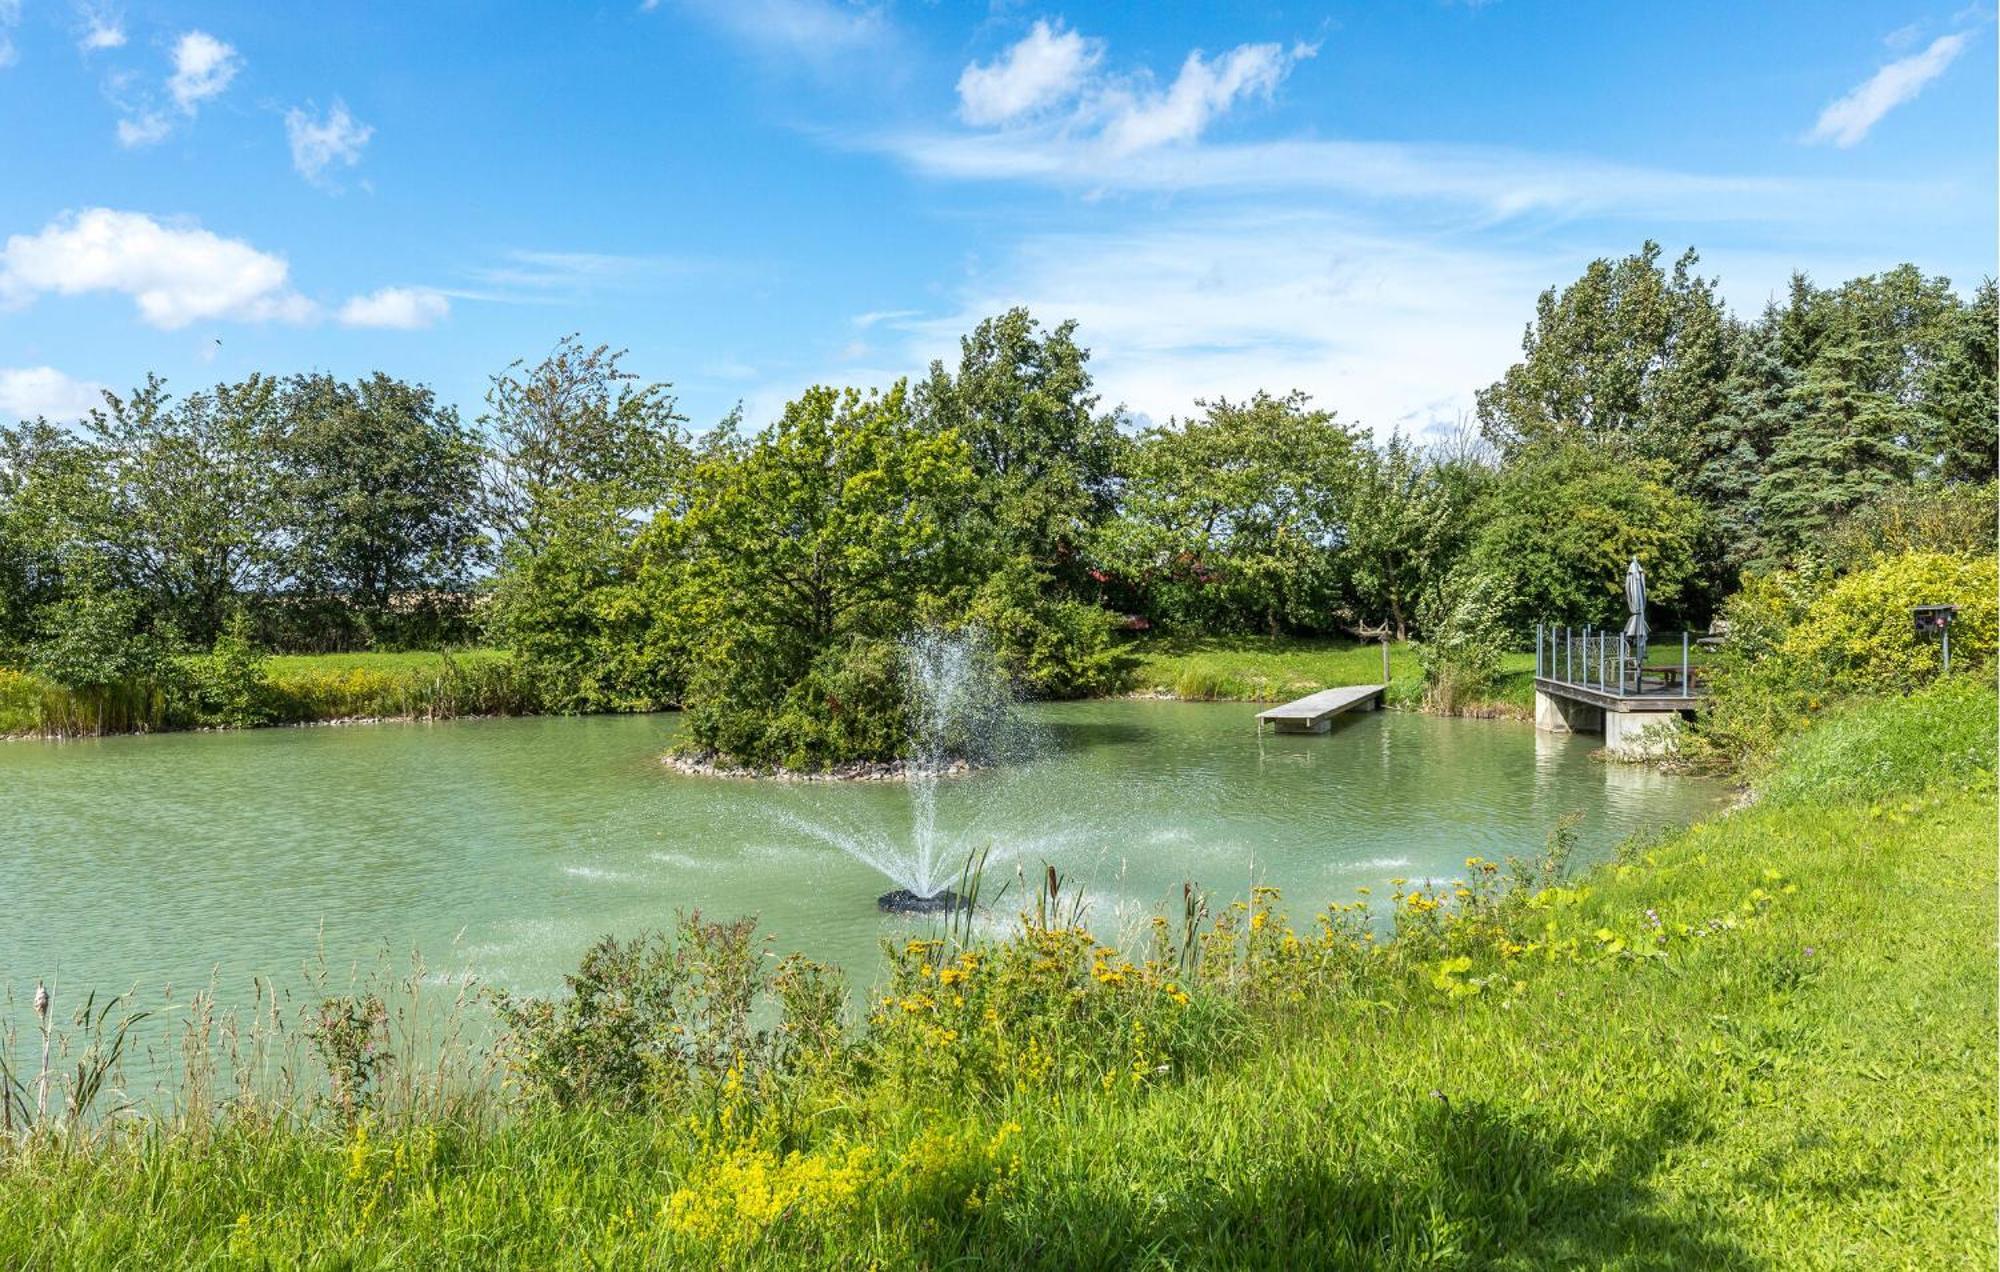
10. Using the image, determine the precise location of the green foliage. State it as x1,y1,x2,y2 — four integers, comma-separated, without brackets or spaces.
1102,391,1359,635
25,562,174,694
493,915,841,1113
1695,551,1997,769
1476,241,1731,474
915,308,1122,586
1466,441,1709,632
481,335,688,552
1342,431,1489,639
272,373,487,648
1822,480,1998,573
307,995,391,1125
1779,551,1996,692
962,557,1134,699
82,374,285,648
1415,567,1510,714
673,384,978,768
484,339,690,710
183,612,273,728
684,635,912,772
260,652,536,724
1752,343,1919,559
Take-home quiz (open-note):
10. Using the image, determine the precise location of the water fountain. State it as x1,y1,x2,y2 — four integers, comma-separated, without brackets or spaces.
758,627,1035,912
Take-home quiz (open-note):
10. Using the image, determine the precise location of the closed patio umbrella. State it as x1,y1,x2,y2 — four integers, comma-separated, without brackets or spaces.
1623,557,1648,684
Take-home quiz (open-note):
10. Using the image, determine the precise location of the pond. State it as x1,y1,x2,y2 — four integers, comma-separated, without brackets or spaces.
0,702,1725,1006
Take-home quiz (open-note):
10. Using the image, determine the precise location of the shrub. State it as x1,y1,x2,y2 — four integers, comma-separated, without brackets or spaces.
1779,551,1995,692
1824,480,1998,571
1695,550,1997,769
682,634,910,771
183,614,274,728
1415,567,1509,714
962,558,1135,699
493,915,844,1114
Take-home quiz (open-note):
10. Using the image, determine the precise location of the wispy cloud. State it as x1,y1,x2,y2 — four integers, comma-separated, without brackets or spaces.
0,208,314,329
873,130,1869,225
166,30,239,110
869,23,1868,225
76,4,125,52
115,29,242,146
338,286,449,329
880,211,1554,437
457,249,696,301
1807,32,1970,148
1096,41,1315,155
957,19,1101,126
948,22,1312,159
286,100,373,188
0,0,21,69
654,0,890,64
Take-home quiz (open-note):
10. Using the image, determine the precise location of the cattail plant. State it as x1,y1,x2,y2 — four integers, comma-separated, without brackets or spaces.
33,980,49,1122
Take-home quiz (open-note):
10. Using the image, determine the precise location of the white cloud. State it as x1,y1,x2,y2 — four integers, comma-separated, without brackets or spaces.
665,0,887,62
885,211,1552,438
957,20,1101,126
0,367,110,422
1807,32,1969,147
115,112,171,146
337,286,449,329
874,129,1866,224
167,30,239,111
1097,41,1313,155
947,25,1311,157
112,28,242,145
0,208,315,329
0,0,20,69
286,100,373,187
78,5,126,52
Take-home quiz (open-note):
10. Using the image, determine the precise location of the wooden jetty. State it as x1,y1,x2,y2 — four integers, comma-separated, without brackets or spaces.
1256,684,1386,734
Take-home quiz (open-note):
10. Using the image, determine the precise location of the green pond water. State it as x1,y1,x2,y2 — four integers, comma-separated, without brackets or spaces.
1,702,1724,1007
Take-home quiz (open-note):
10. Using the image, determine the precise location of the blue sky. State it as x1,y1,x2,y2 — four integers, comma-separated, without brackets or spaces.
1,1,1993,438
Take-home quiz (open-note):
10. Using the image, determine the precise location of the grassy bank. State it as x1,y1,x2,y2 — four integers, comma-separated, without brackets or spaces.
1128,634,1536,713
0,649,534,738
1,680,1989,1266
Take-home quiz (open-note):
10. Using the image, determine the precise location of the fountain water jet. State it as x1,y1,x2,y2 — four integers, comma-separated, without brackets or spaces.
763,627,1034,909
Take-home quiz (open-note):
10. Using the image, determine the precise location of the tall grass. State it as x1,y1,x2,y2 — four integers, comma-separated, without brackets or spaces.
0,651,540,738
0,682,1990,1266
263,653,537,723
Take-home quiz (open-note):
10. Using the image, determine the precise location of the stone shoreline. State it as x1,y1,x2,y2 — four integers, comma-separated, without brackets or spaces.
662,751,977,783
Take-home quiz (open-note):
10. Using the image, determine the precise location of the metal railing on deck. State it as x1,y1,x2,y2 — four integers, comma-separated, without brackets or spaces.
1533,624,1708,697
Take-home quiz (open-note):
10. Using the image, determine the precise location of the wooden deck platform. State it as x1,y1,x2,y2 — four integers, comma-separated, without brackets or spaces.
1256,684,1386,734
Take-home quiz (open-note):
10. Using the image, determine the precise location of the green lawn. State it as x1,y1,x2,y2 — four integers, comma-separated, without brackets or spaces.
2,682,1989,1267
263,648,508,677
1127,633,1536,712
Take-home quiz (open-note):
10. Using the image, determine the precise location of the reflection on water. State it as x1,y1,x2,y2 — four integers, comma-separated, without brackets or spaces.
0,703,1725,1005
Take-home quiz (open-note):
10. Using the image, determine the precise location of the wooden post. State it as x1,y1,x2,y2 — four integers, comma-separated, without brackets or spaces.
1381,631,1391,687
1681,631,1689,694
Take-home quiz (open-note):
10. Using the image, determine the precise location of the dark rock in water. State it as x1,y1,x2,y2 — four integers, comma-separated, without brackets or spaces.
877,889,967,915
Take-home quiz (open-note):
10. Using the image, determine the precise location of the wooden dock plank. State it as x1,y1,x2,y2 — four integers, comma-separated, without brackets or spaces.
1256,684,1386,733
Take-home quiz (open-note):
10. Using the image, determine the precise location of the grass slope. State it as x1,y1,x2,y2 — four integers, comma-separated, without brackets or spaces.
1128,634,1536,711
0,683,1990,1267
